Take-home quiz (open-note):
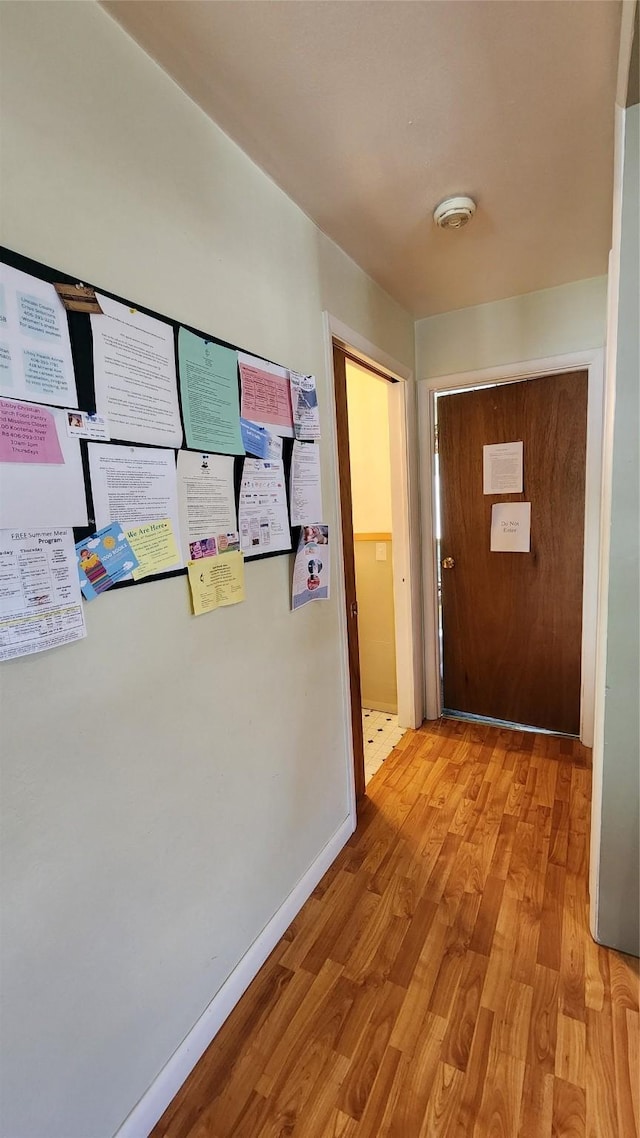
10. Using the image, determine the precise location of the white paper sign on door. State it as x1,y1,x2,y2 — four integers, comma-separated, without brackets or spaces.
490,502,531,552
483,441,523,494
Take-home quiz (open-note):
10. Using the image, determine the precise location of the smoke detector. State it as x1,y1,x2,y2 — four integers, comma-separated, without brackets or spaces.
433,196,476,230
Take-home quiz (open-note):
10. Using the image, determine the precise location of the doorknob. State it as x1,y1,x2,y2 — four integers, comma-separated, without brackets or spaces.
442,557,455,570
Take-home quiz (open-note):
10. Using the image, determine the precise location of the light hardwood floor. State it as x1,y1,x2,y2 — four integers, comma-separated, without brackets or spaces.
152,718,639,1138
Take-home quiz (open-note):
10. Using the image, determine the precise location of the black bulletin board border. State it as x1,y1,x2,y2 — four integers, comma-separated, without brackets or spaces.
1,245,301,591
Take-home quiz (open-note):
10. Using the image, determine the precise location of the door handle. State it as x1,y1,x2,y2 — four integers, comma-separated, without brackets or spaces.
442,557,455,570
350,601,358,618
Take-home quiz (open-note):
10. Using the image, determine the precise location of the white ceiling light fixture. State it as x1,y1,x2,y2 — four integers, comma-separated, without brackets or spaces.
433,195,477,230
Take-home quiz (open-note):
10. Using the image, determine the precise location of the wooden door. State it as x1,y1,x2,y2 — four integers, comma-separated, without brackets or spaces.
332,344,366,800
438,370,588,735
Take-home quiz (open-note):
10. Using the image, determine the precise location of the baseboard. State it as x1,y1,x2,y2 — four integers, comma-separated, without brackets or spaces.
114,815,354,1138
362,700,398,715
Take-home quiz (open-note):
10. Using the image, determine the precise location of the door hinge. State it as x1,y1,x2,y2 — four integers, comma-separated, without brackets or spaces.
434,423,439,454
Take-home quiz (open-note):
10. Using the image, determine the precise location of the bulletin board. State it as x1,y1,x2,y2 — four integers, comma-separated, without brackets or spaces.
0,244,300,590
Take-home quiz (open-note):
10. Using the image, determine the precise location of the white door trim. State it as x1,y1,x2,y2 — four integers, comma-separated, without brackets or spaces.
323,313,423,755
418,348,605,747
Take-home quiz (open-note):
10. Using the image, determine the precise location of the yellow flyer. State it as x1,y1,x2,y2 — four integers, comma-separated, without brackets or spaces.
127,519,181,580
187,551,245,615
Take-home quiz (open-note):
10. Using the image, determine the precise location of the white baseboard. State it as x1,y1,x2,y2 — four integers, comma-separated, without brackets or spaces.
114,815,354,1138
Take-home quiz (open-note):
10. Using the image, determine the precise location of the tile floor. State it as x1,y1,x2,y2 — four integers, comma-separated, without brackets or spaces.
362,707,406,783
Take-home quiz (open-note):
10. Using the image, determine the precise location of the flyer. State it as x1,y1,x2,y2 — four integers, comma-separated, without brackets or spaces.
0,400,88,530
238,458,291,559
187,551,245,615
176,450,238,564
292,525,330,609
0,528,86,660
91,295,183,447
289,440,323,527
178,328,244,455
0,263,78,408
127,519,180,581
75,523,139,600
238,352,293,437
65,409,110,442
290,371,320,440
240,418,283,460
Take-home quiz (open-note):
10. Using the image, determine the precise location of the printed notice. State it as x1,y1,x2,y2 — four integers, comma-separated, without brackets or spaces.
127,519,180,581
87,443,183,574
187,550,245,615
176,450,238,563
0,528,86,660
178,328,243,454
0,401,87,529
0,397,63,464
292,525,330,609
238,352,293,437
0,263,78,408
91,295,182,447
76,523,139,600
483,441,523,495
290,371,320,440
65,409,110,441
289,440,323,527
490,502,531,552
238,458,291,558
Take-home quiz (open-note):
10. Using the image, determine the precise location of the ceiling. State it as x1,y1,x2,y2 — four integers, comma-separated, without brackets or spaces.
102,0,621,318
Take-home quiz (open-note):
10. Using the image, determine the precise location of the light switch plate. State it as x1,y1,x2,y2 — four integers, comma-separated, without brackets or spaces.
376,542,387,561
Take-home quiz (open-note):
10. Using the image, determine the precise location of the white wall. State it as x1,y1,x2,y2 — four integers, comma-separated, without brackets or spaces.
594,100,639,956
415,276,607,378
0,5,414,1137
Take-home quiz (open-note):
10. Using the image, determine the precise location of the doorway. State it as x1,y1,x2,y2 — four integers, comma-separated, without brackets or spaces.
329,325,423,808
344,359,405,781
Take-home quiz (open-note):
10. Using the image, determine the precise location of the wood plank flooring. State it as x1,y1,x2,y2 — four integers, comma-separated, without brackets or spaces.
151,719,639,1138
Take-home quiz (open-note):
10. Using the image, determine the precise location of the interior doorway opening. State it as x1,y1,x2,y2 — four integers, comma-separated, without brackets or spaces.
329,323,423,810
344,359,406,782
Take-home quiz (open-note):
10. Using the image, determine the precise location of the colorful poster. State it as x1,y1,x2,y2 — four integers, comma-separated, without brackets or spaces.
0,263,78,408
289,440,323,527
292,525,330,609
176,450,238,564
0,528,86,660
238,351,293,437
238,458,291,559
127,519,180,581
0,402,87,530
91,295,182,447
75,523,139,600
240,418,283,460
290,371,320,440
187,551,245,615
0,397,64,464
178,328,244,454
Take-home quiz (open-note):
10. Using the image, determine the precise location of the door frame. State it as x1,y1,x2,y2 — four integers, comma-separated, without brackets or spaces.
323,313,423,820
418,348,605,746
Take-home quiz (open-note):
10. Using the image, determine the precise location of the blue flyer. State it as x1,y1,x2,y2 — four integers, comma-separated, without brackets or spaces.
76,523,140,600
240,418,282,460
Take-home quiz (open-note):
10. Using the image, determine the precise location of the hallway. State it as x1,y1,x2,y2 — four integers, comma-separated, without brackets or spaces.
153,719,639,1138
